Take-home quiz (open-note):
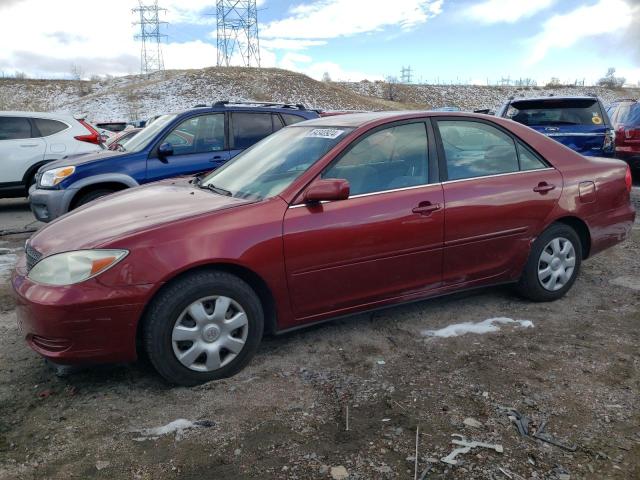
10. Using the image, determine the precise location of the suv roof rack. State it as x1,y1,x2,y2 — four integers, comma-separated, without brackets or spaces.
611,98,637,103
213,100,308,110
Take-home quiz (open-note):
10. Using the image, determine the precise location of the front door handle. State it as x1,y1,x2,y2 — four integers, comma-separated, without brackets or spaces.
412,201,441,215
533,182,556,194
209,155,223,163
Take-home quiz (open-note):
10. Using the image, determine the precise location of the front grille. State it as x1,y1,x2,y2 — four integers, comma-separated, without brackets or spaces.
26,245,42,272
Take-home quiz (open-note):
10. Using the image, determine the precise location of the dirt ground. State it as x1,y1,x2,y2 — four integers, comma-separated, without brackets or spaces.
0,216,639,479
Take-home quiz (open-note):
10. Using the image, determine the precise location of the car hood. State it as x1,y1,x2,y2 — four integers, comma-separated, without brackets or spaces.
29,179,252,255
38,150,128,172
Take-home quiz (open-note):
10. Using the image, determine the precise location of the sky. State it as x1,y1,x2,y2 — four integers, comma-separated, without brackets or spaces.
0,0,638,86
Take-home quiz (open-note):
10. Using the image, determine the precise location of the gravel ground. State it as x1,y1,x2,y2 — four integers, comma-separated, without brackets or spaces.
0,211,638,479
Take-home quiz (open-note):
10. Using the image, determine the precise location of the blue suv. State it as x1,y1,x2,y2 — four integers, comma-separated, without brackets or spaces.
29,101,320,222
497,96,615,158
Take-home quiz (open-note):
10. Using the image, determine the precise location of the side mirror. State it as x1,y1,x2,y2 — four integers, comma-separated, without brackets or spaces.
303,179,350,203
158,142,174,158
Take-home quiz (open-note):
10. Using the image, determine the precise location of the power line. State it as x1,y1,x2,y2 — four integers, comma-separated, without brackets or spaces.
133,0,168,75
216,0,261,67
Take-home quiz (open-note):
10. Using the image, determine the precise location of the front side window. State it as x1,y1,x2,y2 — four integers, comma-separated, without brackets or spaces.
33,118,68,137
322,122,429,196
438,120,519,180
164,114,225,155
232,113,273,149
123,114,177,153
0,117,32,140
201,126,351,200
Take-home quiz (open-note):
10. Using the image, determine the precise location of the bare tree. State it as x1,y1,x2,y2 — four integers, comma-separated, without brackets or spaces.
597,68,625,88
321,71,332,82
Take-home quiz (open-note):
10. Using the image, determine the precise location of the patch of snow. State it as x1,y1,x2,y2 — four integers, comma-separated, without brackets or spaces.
610,276,640,291
130,418,211,441
422,317,534,338
0,248,20,281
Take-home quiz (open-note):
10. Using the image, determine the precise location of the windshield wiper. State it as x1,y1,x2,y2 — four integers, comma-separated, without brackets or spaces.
202,183,232,196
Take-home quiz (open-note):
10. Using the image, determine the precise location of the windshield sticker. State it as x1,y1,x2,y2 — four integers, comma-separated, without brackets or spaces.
592,112,603,125
306,128,344,139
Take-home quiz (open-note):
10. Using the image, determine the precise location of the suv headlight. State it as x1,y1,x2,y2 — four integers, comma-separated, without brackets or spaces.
40,166,75,187
28,249,128,286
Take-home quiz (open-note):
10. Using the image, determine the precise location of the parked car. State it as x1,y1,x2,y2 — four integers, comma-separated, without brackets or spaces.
606,98,640,172
496,96,615,158
0,112,102,199
13,111,635,385
105,127,142,151
28,101,320,222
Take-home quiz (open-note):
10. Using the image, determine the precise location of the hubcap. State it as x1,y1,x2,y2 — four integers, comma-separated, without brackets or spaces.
172,296,249,372
537,237,576,291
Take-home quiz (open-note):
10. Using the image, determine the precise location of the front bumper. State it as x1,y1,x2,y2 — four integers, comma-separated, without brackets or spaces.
11,263,153,365
29,187,77,223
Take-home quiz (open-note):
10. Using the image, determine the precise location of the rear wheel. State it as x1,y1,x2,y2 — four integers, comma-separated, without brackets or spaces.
143,271,264,386
517,223,582,302
74,189,115,208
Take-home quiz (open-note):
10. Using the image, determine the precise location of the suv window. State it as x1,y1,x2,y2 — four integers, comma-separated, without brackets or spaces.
323,122,428,196
34,118,68,137
0,117,32,140
438,120,519,180
281,113,305,126
272,114,285,132
613,103,640,126
506,99,605,126
165,114,224,155
232,113,273,149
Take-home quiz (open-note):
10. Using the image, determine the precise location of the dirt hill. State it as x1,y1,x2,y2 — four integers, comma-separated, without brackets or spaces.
0,67,638,122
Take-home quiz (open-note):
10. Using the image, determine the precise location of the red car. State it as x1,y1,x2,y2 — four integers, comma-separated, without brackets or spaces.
12,112,635,385
607,99,640,173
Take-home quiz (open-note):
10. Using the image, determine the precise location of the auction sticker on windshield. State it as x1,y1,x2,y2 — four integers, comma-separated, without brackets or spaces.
306,128,344,139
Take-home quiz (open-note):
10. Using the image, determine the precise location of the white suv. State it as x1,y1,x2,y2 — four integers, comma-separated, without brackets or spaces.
0,112,103,198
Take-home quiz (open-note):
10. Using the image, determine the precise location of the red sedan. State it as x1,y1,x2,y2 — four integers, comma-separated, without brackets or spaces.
12,112,635,385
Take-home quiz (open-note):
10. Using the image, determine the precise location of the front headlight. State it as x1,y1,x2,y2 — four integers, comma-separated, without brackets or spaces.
40,166,75,187
28,249,128,286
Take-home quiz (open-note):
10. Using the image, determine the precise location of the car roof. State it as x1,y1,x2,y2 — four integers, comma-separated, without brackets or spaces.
293,110,494,128
0,111,77,119
510,96,600,104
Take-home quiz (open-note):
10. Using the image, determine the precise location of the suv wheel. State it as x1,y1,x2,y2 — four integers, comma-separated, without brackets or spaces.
74,189,115,208
517,223,582,302
143,271,264,386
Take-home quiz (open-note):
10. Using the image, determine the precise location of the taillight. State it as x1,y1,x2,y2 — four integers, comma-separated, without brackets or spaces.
625,164,632,193
74,119,101,145
624,127,640,140
604,128,615,152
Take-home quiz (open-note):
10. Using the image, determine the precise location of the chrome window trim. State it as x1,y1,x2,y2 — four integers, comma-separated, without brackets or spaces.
544,132,605,137
288,168,557,209
441,167,555,185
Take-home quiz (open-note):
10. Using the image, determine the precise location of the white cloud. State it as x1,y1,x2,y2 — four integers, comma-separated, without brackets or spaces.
261,0,443,39
525,0,633,65
467,0,555,24
260,39,327,50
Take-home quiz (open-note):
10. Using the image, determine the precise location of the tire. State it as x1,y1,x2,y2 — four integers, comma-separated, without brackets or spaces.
516,223,582,302
74,189,115,209
143,271,264,386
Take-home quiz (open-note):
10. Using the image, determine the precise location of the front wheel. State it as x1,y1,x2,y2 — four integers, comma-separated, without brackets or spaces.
516,224,582,302
143,271,264,386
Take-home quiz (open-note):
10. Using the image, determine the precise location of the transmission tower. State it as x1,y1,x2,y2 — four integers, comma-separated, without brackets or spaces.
133,0,168,74
216,0,261,67
400,65,413,84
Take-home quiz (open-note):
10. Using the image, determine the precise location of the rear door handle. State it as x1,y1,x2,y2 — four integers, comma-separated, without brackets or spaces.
412,202,441,215
533,182,556,193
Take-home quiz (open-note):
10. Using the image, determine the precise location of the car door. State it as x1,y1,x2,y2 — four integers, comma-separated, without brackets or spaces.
433,118,562,286
0,116,45,185
228,112,280,159
146,113,230,181
282,121,444,321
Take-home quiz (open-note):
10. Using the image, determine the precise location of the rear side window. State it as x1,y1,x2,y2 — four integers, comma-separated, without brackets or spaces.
517,143,546,171
0,117,32,140
507,99,605,126
232,113,273,149
281,113,305,126
272,114,285,132
437,120,519,180
34,118,68,137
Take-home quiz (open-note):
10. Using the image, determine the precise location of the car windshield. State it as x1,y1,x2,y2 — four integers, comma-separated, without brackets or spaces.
120,114,176,152
617,103,640,126
200,126,352,201
507,99,605,126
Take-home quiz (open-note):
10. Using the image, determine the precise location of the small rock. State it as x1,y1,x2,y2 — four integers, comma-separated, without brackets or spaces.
463,417,483,428
331,465,349,479
234,449,242,456
95,461,110,471
319,465,329,474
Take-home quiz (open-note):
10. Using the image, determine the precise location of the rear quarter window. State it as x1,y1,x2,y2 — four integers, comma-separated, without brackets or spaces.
281,113,306,126
33,118,68,137
507,99,605,127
